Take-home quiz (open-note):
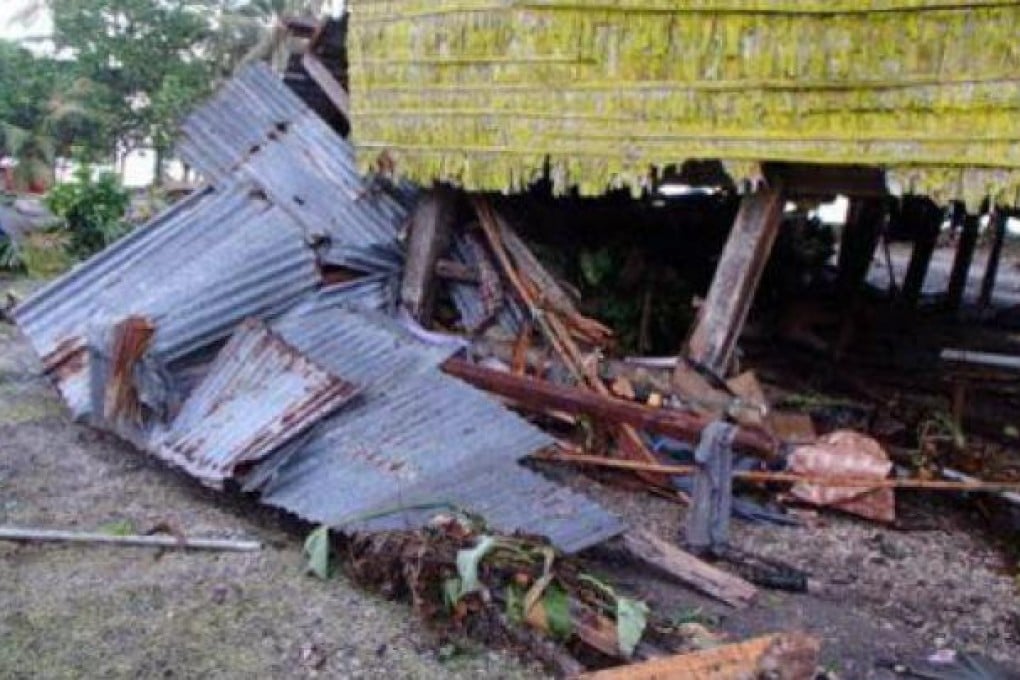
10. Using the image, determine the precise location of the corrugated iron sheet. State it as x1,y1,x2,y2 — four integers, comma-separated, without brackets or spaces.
152,318,361,486
246,305,624,552
14,64,623,554
14,186,321,422
178,63,414,271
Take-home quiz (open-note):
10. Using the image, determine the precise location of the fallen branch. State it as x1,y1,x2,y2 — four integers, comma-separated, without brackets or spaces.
537,451,1020,492
0,526,262,551
442,357,777,457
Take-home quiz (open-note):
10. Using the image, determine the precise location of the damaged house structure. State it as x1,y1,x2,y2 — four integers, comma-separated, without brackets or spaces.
10,1,1020,675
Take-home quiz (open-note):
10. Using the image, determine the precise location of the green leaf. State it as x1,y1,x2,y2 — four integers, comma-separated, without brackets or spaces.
505,582,525,623
442,577,462,610
303,525,331,580
542,584,573,639
455,535,498,598
97,519,134,536
616,596,649,658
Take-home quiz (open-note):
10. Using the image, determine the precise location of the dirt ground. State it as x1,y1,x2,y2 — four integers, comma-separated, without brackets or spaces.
0,278,544,679
2,269,1020,679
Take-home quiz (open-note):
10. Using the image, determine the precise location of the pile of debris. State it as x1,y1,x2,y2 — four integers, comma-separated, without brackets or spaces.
11,64,620,553
12,64,1020,675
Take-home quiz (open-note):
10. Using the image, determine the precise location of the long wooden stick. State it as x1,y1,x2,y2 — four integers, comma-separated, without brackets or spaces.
536,452,1020,492
0,527,262,551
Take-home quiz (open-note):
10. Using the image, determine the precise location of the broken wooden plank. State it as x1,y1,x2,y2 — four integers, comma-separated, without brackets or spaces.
681,186,784,379
400,187,456,324
0,526,262,552
434,258,478,283
301,52,350,118
472,198,667,483
580,633,820,680
941,348,1020,371
442,358,778,457
622,529,757,608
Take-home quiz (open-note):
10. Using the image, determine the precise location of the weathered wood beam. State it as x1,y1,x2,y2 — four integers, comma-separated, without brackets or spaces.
442,358,777,457
301,53,350,119
900,197,943,307
836,198,887,299
680,186,784,378
763,162,886,199
434,258,478,283
979,208,1008,309
400,187,456,324
622,529,757,608
946,211,981,312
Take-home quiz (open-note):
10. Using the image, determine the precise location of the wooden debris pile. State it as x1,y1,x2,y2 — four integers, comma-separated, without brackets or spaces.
402,190,1020,532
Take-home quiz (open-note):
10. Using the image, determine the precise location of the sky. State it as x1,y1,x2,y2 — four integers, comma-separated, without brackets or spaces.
0,2,52,45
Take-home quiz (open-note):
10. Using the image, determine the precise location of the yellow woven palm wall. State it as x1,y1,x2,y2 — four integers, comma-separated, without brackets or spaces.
347,1,1020,206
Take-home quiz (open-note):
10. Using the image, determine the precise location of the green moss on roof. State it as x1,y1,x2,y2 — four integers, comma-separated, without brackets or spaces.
347,1,1020,206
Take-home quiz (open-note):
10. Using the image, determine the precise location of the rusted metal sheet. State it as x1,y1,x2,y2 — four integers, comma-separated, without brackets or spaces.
153,318,360,486
246,306,624,553
14,186,321,423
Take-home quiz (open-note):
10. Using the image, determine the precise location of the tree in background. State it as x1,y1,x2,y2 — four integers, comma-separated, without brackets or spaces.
47,0,217,184
4,0,332,186
0,40,105,190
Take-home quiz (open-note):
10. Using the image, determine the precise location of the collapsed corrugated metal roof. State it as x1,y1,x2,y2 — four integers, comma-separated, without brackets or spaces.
244,305,624,552
13,63,623,553
13,186,322,422
178,63,412,272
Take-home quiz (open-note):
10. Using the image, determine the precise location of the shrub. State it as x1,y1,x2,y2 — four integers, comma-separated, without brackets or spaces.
46,165,130,259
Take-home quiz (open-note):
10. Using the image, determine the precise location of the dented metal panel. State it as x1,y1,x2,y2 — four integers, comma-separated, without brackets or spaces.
248,306,624,552
14,186,321,421
153,318,360,486
177,63,415,271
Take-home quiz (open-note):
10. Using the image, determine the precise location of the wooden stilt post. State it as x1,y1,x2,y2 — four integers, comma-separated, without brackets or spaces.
836,198,886,299
400,186,456,324
946,210,980,312
978,207,1007,309
900,197,943,307
678,186,784,381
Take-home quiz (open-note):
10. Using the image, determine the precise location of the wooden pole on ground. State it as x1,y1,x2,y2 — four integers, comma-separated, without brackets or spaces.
0,527,262,551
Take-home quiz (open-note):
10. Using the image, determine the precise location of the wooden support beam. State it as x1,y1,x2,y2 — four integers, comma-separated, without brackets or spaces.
442,358,777,457
946,211,981,312
681,186,784,378
900,197,943,307
836,198,886,299
400,187,456,324
301,53,350,119
979,208,1008,309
